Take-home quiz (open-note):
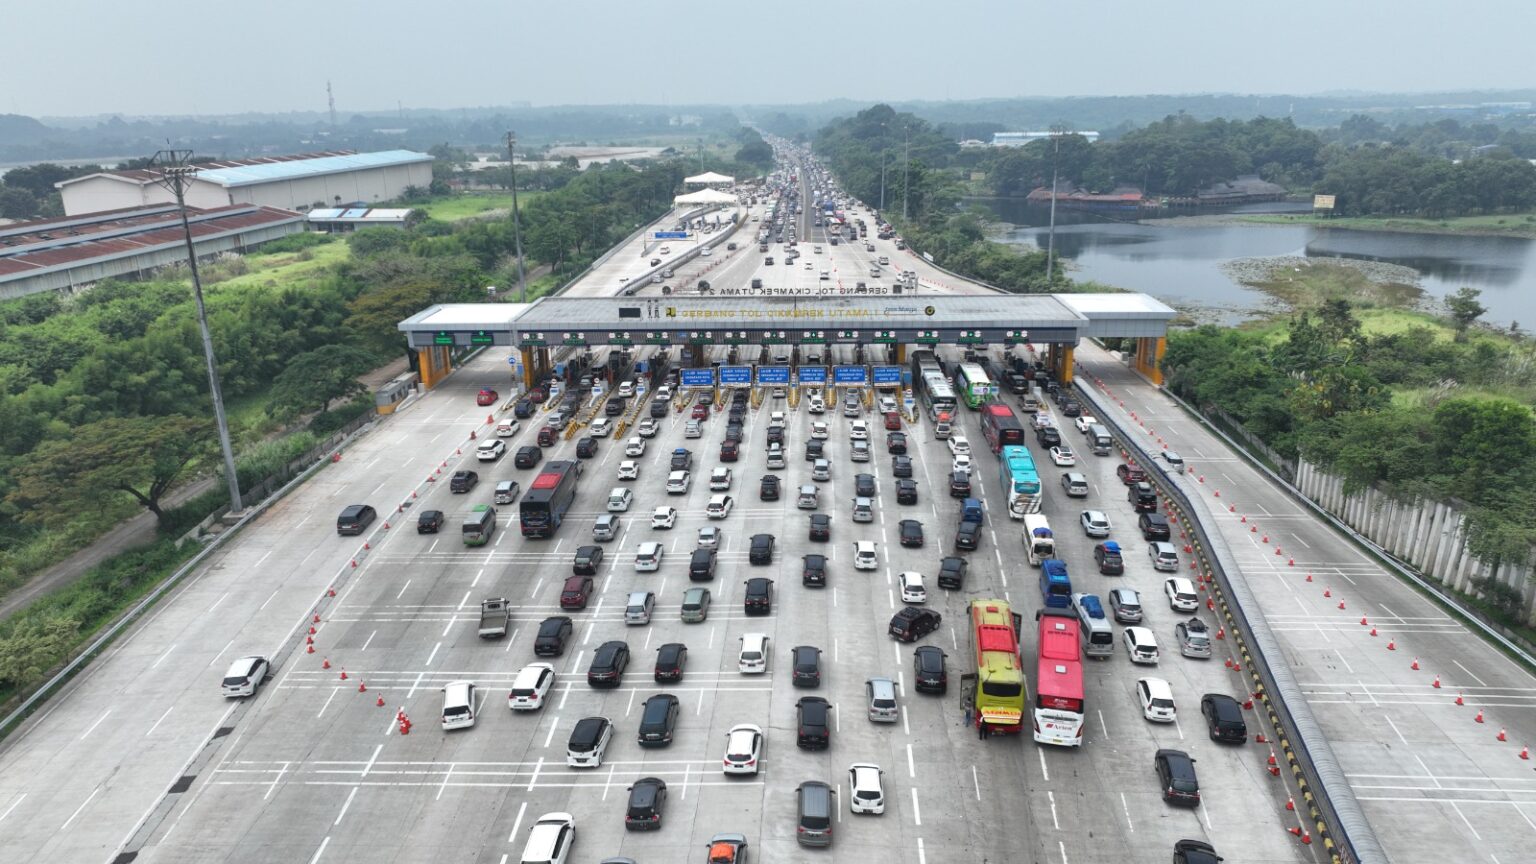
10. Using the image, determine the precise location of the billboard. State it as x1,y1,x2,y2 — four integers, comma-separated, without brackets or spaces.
833,365,869,385
796,366,827,385
872,365,902,385
680,368,715,388
1312,194,1336,210
756,366,791,385
718,366,752,386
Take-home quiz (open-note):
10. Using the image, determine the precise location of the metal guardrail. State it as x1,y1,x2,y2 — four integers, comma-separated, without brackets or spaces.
1073,377,1388,864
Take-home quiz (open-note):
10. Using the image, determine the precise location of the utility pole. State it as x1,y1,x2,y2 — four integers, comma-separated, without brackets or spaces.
902,126,911,221
327,80,336,127
1045,125,1069,284
506,131,528,303
151,150,243,515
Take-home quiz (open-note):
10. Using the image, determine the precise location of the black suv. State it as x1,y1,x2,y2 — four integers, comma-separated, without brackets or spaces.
790,645,822,687
892,455,913,478
514,446,542,468
624,777,668,831
1154,749,1201,806
670,448,692,470
802,554,827,587
749,533,775,565
912,645,947,693
796,696,832,749
744,576,774,614
637,694,680,747
416,509,445,533
896,478,919,505
949,471,972,497
587,640,630,687
1094,542,1125,575
1138,511,1172,541
1129,481,1158,512
854,473,876,498
573,545,604,575
898,519,924,548
1201,694,1248,743
575,436,598,458
887,431,908,454
513,398,533,418
955,520,981,551
449,470,479,493
804,438,822,460
888,607,942,642
808,513,831,542
760,475,781,501
534,616,574,656
1035,426,1061,448
937,556,967,589
654,643,687,682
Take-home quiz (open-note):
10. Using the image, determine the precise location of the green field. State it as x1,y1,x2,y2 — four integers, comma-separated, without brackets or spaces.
209,240,351,290
412,192,542,221
1242,210,1536,238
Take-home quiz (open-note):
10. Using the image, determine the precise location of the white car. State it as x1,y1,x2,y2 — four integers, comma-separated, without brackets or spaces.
496,418,520,437
1033,413,1055,431
1049,445,1076,466
625,436,646,456
666,470,691,494
618,460,639,481
221,655,269,697
635,541,664,571
659,246,671,255
854,541,879,570
1079,510,1111,538
947,435,971,457
698,525,721,548
617,381,636,397
769,411,787,429
1137,677,1176,723
589,417,612,437
811,421,829,440
1075,415,1099,434
1165,576,1200,611
476,439,507,461
607,487,633,512
808,396,826,414
951,454,973,476
508,663,555,711
637,418,659,438
850,420,869,440
722,723,764,775
1123,626,1160,664
520,812,576,864
898,571,927,604
878,396,897,414
651,507,677,529
566,717,613,767
710,467,733,490
706,494,734,519
848,763,886,814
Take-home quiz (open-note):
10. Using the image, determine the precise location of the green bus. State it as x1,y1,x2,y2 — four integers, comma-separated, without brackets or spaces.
463,505,497,546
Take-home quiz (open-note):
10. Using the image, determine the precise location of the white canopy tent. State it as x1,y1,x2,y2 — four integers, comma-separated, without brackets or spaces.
683,170,735,186
672,188,737,206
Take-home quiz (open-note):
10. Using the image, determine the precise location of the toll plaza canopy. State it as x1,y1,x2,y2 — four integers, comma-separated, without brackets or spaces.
397,293,1175,350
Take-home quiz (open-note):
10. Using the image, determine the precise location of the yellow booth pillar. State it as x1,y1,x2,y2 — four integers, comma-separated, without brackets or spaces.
1133,336,1166,386
417,345,452,388
894,344,907,364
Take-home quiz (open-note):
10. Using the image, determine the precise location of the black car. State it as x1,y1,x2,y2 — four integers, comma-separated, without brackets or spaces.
804,439,823,460
655,643,687,682
898,519,924,548
1061,400,1082,418
1201,694,1248,743
449,470,479,493
1154,748,1201,806
1173,839,1222,864
514,446,542,469
534,616,574,656
1130,481,1158,512
1035,426,1061,448
625,777,668,831
808,513,831,542
637,694,681,747
888,607,942,642
896,478,919,505
416,509,445,533
513,398,534,418
948,471,972,498
790,645,823,687
887,431,908,454
796,696,832,749
725,422,744,442
767,426,785,447
891,455,913,478
744,576,774,613
587,640,630,687
750,533,775,565
605,397,626,417
650,399,669,419
937,556,967,589
670,448,692,470
802,554,827,587
576,436,598,458
1139,511,1172,541
912,645,948,693
573,545,604,575
1094,542,1125,575
854,473,876,498
954,520,981,551
760,475,781,501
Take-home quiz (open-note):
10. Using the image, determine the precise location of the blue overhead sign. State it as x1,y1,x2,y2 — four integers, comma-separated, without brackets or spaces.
654,231,688,239
796,366,827,385
680,368,715,387
834,365,869,385
872,365,902,385
719,365,752,386
756,366,791,385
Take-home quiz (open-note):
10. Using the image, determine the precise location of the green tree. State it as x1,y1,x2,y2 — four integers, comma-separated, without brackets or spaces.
1445,286,1487,341
0,187,38,218
0,614,80,688
268,344,378,418
7,415,212,526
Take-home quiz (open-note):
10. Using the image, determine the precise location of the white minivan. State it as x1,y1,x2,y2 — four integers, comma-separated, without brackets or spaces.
739,633,769,673
607,487,633,512
441,680,478,729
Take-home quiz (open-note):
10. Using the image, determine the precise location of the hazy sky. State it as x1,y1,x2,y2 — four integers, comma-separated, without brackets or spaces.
9,0,1533,117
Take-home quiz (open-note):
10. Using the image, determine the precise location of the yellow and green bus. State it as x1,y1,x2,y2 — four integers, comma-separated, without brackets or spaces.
463,505,497,546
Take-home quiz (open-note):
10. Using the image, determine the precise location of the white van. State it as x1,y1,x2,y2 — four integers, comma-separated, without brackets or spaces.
1023,513,1055,565
607,487,633,512
441,680,478,730
739,633,769,673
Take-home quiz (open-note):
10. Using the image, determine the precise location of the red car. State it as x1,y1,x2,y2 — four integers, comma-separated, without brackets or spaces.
527,387,547,404
692,403,710,420
883,411,901,431
720,440,739,462
476,388,499,406
1116,464,1148,485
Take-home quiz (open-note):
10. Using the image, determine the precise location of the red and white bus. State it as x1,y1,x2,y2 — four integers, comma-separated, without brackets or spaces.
980,402,1026,454
1033,608,1085,747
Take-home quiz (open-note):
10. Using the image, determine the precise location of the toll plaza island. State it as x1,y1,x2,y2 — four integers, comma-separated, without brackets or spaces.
398,293,1176,394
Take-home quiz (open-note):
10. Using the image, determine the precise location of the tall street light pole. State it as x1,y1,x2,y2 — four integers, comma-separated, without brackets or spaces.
902,126,912,221
506,131,528,302
879,147,888,212
1044,125,1069,284
151,150,243,515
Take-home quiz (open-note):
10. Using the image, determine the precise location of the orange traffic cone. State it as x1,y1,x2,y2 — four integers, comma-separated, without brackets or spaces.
1498,728,1507,742
1455,693,1464,705
322,658,331,669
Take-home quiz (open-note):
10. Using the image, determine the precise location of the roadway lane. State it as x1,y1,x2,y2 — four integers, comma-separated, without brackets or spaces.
1074,340,1536,863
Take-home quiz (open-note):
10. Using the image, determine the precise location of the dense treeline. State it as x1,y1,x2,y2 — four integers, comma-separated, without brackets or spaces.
1315,147,1536,216
1162,301,1536,574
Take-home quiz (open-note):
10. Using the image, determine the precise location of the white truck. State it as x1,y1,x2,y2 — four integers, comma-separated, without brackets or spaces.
478,598,511,638
1024,514,1055,566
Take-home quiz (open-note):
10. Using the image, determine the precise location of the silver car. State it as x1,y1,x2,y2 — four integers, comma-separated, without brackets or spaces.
1176,618,1213,658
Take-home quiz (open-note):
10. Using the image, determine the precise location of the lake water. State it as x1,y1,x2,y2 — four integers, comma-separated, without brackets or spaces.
977,199,1536,328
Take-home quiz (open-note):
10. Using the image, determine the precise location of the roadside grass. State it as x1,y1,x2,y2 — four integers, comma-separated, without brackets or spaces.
207,240,351,290
1240,261,1422,311
411,192,542,222
1242,210,1536,238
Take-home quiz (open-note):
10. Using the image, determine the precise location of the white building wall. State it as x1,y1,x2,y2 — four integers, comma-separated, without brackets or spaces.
232,162,433,211
60,177,154,215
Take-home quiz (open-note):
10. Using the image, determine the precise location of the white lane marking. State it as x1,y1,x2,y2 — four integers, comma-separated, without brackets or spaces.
1047,789,1059,829
1454,660,1489,687
0,793,26,825
506,801,529,843
207,592,229,613
59,785,102,830
441,618,456,638
405,671,427,701
334,786,358,825
918,838,927,864
1038,748,1050,782
361,630,377,652
697,689,705,715
544,716,560,748
1120,791,1133,831
425,642,441,666
259,585,282,611
1201,800,1216,832
906,743,915,778
1058,840,1069,864
457,590,472,610
306,836,331,864
146,706,174,737
317,688,339,718
436,762,455,800
681,764,690,800
395,580,412,600
893,642,901,665
79,709,112,740
971,765,981,800
525,757,543,791
150,644,177,669
1097,710,1109,738
473,568,485,587
601,763,617,801
1385,716,1409,746
910,788,922,825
